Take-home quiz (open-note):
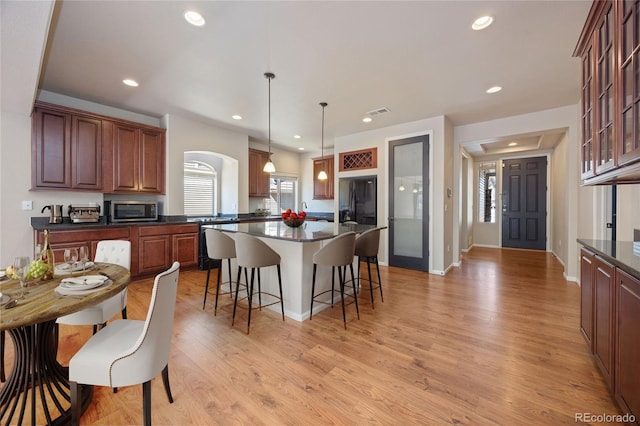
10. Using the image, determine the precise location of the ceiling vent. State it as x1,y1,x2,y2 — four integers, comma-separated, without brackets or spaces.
366,107,390,117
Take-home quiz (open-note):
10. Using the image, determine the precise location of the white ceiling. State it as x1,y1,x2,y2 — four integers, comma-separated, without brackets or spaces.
7,1,592,157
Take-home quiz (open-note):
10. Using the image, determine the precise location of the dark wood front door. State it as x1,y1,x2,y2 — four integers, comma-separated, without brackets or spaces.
501,156,547,250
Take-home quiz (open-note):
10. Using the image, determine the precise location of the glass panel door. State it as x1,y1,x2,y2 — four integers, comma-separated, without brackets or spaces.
388,135,429,271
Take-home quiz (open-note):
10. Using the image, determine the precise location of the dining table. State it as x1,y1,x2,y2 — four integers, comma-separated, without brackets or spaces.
0,262,130,426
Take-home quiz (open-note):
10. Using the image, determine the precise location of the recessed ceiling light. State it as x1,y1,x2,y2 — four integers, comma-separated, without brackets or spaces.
184,10,205,27
472,16,494,31
486,86,502,94
508,142,517,147
362,117,372,123
298,147,305,151
294,135,301,139
232,115,242,120
123,79,139,87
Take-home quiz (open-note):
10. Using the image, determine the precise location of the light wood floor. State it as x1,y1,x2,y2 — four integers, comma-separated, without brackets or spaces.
4,247,620,425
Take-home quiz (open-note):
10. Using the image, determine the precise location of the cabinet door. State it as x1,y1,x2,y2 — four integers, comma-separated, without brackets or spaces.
249,149,269,197
313,157,334,199
615,269,640,419
32,108,72,189
172,233,198,267
72,115,102,189
594,255,615,390
111,123,140,192
618,0,640,166
580,248,595,350
138,235,171,275
581,43,596,179
139,129,165,193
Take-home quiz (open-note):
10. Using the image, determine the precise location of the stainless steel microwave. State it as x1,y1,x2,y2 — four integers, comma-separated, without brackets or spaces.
105,201,158,223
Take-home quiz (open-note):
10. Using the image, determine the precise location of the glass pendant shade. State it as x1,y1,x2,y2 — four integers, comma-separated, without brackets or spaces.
399,183,405,192
264,72,276,173
317,169,328,180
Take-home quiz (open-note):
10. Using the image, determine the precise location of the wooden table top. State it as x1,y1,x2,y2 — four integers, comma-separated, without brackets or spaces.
0,262,130,330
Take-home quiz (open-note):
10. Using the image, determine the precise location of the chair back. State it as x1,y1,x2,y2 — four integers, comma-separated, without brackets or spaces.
355,228,381,258
94,240,131,270
109,261,180,387
205,229,236,260
313,232,356,267
234,233,280,268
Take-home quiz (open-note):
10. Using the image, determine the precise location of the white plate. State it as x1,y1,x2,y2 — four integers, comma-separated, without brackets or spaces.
0,294,10,306
54,261,95,274
60,275,108,290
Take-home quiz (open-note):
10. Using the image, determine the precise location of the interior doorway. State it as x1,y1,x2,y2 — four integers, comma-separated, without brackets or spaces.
388,135,429,271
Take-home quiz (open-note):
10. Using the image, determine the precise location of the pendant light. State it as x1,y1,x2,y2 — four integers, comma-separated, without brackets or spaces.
317,102,328,180
398,179,405,192
263,72,276,173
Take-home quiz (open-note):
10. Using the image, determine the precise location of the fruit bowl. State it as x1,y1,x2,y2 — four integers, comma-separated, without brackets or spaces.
283,218,305,227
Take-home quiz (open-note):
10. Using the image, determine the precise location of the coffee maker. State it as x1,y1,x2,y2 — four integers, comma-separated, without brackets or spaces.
41,205,63,224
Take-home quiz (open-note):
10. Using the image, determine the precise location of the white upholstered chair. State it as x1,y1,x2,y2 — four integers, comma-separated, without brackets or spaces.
69,261,180,426
57,240,131,333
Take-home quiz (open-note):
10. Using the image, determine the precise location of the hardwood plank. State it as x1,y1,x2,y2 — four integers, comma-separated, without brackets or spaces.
1,247,621,425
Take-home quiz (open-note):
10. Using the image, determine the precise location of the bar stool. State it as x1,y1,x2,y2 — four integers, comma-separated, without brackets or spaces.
203,229,237,314
355,227,383,308
232,233,284,334
310,231,359,329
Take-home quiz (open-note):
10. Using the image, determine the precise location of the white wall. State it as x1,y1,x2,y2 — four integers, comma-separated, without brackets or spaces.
164,114,248,215
335,115,450,274
617,185,640,240
551,133,569,272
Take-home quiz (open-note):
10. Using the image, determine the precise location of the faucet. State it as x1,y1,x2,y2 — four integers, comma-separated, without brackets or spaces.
301,201,308,211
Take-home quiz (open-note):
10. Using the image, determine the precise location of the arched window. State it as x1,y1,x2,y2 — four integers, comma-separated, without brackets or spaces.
184,160,217,215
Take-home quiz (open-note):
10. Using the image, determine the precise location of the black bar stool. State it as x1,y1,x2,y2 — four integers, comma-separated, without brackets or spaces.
355,227,383,307
310,231,359,329
203,229,237,315
232,233,284,334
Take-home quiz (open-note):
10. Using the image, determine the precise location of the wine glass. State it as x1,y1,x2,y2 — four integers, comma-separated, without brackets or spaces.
78,246,89,273
70,248,79,270
63,249,72,268
13,256,30,299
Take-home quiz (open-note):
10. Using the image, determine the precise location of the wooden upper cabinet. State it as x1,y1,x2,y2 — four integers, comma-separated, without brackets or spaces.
248,148,270,197
32,104,102,191
105,121,165,194
618,0,640,166
576,0,640,184
313,156,334,200
31,101,165,193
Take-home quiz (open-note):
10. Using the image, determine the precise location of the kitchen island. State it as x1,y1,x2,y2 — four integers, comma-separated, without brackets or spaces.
205,221,374,321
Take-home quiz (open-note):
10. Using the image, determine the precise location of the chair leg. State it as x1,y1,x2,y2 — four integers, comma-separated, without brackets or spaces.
143,380,152,426
203,258,212,309
276,264,284,321
70,381,80,426
366,257,375,307
331,266,335,306
0,330,4,382
232,266,242,326
349,263,360,319
257,268,262,310
227,258,234,299
339,265,347,329
92,324,98,335
357,256,362,292
247,268,255,334
213,259,222,315
310,264,317,320
162,364,174,403
375,256,383,302
121,306,127,320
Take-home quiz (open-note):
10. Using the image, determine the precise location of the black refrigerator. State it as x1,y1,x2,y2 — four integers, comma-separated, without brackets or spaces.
338,176,377,225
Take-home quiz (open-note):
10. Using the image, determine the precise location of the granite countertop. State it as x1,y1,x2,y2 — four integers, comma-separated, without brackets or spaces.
577,238,640,280
205,221,375,243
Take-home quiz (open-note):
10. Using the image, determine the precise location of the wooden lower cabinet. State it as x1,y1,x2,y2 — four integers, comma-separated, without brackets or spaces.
36,223,198,278
134,224,198,276
615,269,640,421
580,248,595,350
593,255,615,390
